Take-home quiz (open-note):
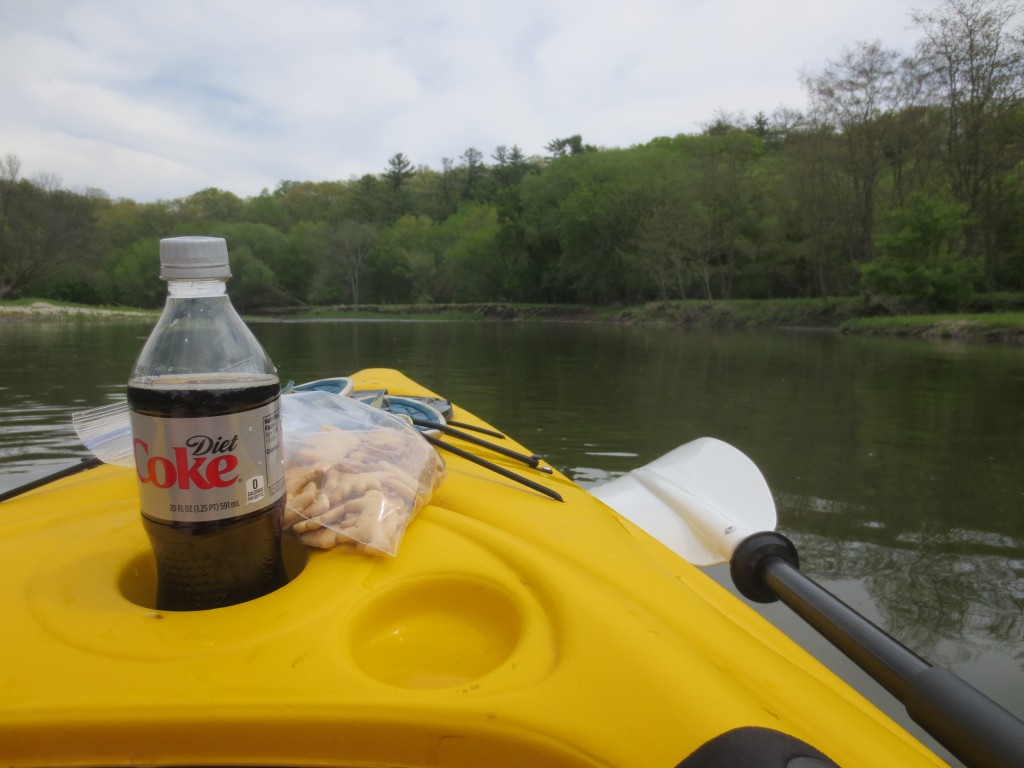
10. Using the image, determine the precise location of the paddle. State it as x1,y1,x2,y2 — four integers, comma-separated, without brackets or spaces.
592,438,1024,768
591,438,776,566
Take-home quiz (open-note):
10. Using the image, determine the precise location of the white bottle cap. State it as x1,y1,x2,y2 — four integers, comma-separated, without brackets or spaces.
159,236,232,280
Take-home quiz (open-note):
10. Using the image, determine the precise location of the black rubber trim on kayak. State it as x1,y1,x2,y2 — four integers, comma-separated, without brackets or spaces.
674,726,840,768
0,456,103,503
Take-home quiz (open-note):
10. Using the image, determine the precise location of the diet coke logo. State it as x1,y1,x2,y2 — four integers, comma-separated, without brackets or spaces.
134,433,240,490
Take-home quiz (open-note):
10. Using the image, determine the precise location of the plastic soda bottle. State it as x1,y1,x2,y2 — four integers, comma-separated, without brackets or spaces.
128,236,287,611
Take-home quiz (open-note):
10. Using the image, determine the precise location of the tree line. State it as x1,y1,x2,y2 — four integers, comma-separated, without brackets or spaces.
2,0,1022,312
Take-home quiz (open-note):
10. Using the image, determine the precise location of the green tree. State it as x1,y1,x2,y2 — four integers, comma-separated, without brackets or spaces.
348,174,388,224
246,189,291,230
440,203,501,301
383,153,415,220
285,221,329,303
271,180,351,227
95,238,164,307
201,222,292,304
362,229,415,304
545,135,596,159
375,215,442,302
861,193,981,309
176,187,246,224
491,145,533,188
383,153,415,190
95,198,177,251
226,244,282,310
489,147,539,300
538,148,668,302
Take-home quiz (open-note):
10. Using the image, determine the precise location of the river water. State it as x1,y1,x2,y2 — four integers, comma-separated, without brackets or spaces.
1,316,1022,762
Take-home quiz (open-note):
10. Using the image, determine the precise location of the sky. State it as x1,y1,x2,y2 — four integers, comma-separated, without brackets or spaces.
0,0,948,203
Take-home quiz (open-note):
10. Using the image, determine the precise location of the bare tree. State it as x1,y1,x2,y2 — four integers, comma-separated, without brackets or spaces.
0,154,22,294
912,0,1024,279
0,154,101,298
802,41,906,264
328,220,377,304
460,147,484,200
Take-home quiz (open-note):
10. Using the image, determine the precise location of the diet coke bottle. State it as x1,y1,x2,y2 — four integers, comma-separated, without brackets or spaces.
128,236,287,611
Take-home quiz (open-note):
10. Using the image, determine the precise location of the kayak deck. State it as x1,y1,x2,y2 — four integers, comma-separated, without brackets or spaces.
0,369,944,767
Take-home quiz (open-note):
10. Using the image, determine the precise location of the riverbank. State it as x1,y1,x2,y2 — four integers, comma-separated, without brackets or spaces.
4,297,1024,343
0,300,154,321
259,297,869,326
263,296,1024,343
839,313,1024,343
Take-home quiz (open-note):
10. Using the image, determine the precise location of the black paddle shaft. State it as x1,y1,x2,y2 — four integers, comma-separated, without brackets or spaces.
730,531,1024,768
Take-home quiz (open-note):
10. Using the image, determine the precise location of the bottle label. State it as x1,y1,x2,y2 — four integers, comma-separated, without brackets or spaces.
130,399,284,522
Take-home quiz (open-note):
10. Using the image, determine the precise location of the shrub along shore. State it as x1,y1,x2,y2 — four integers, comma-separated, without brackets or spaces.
3,297,1023,344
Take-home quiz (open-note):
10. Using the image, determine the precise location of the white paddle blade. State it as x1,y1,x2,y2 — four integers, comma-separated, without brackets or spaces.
591,437,777,566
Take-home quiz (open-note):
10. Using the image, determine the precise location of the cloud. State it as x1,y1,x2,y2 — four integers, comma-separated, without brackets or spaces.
0,0,943,201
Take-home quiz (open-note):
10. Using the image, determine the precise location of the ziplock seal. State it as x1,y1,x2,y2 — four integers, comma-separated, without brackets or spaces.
71,401,134,467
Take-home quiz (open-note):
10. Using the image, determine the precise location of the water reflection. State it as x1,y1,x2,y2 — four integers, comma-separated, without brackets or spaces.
786,527,1024,663
777,473,1024,673
0,320,150,480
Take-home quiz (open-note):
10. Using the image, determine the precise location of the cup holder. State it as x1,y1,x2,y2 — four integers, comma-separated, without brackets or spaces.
348,576,523,689
119,536,308,610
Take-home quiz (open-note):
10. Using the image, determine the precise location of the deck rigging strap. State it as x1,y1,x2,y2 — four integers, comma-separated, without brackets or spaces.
0,456,104,504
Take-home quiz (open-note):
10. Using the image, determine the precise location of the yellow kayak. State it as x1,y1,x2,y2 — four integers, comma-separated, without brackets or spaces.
0,368,946,767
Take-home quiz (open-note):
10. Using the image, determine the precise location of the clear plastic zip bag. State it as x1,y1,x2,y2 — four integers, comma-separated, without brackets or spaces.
281,390,446,556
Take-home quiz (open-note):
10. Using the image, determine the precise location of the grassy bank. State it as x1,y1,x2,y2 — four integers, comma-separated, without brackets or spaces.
272,296,1024,343
260,302,609,322
6,296,1024,343
266,297,871,325
839,313,1024,343
0,299,155,321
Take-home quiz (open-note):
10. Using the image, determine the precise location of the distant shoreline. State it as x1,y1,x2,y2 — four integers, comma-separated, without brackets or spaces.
0,301,153,320
3,298,1023,343
256,299,1024,344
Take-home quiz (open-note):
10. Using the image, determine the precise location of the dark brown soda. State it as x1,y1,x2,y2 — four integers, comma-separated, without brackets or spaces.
128,378,287,611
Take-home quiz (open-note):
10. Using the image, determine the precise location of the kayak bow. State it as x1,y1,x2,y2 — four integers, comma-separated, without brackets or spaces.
0,369,951,767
